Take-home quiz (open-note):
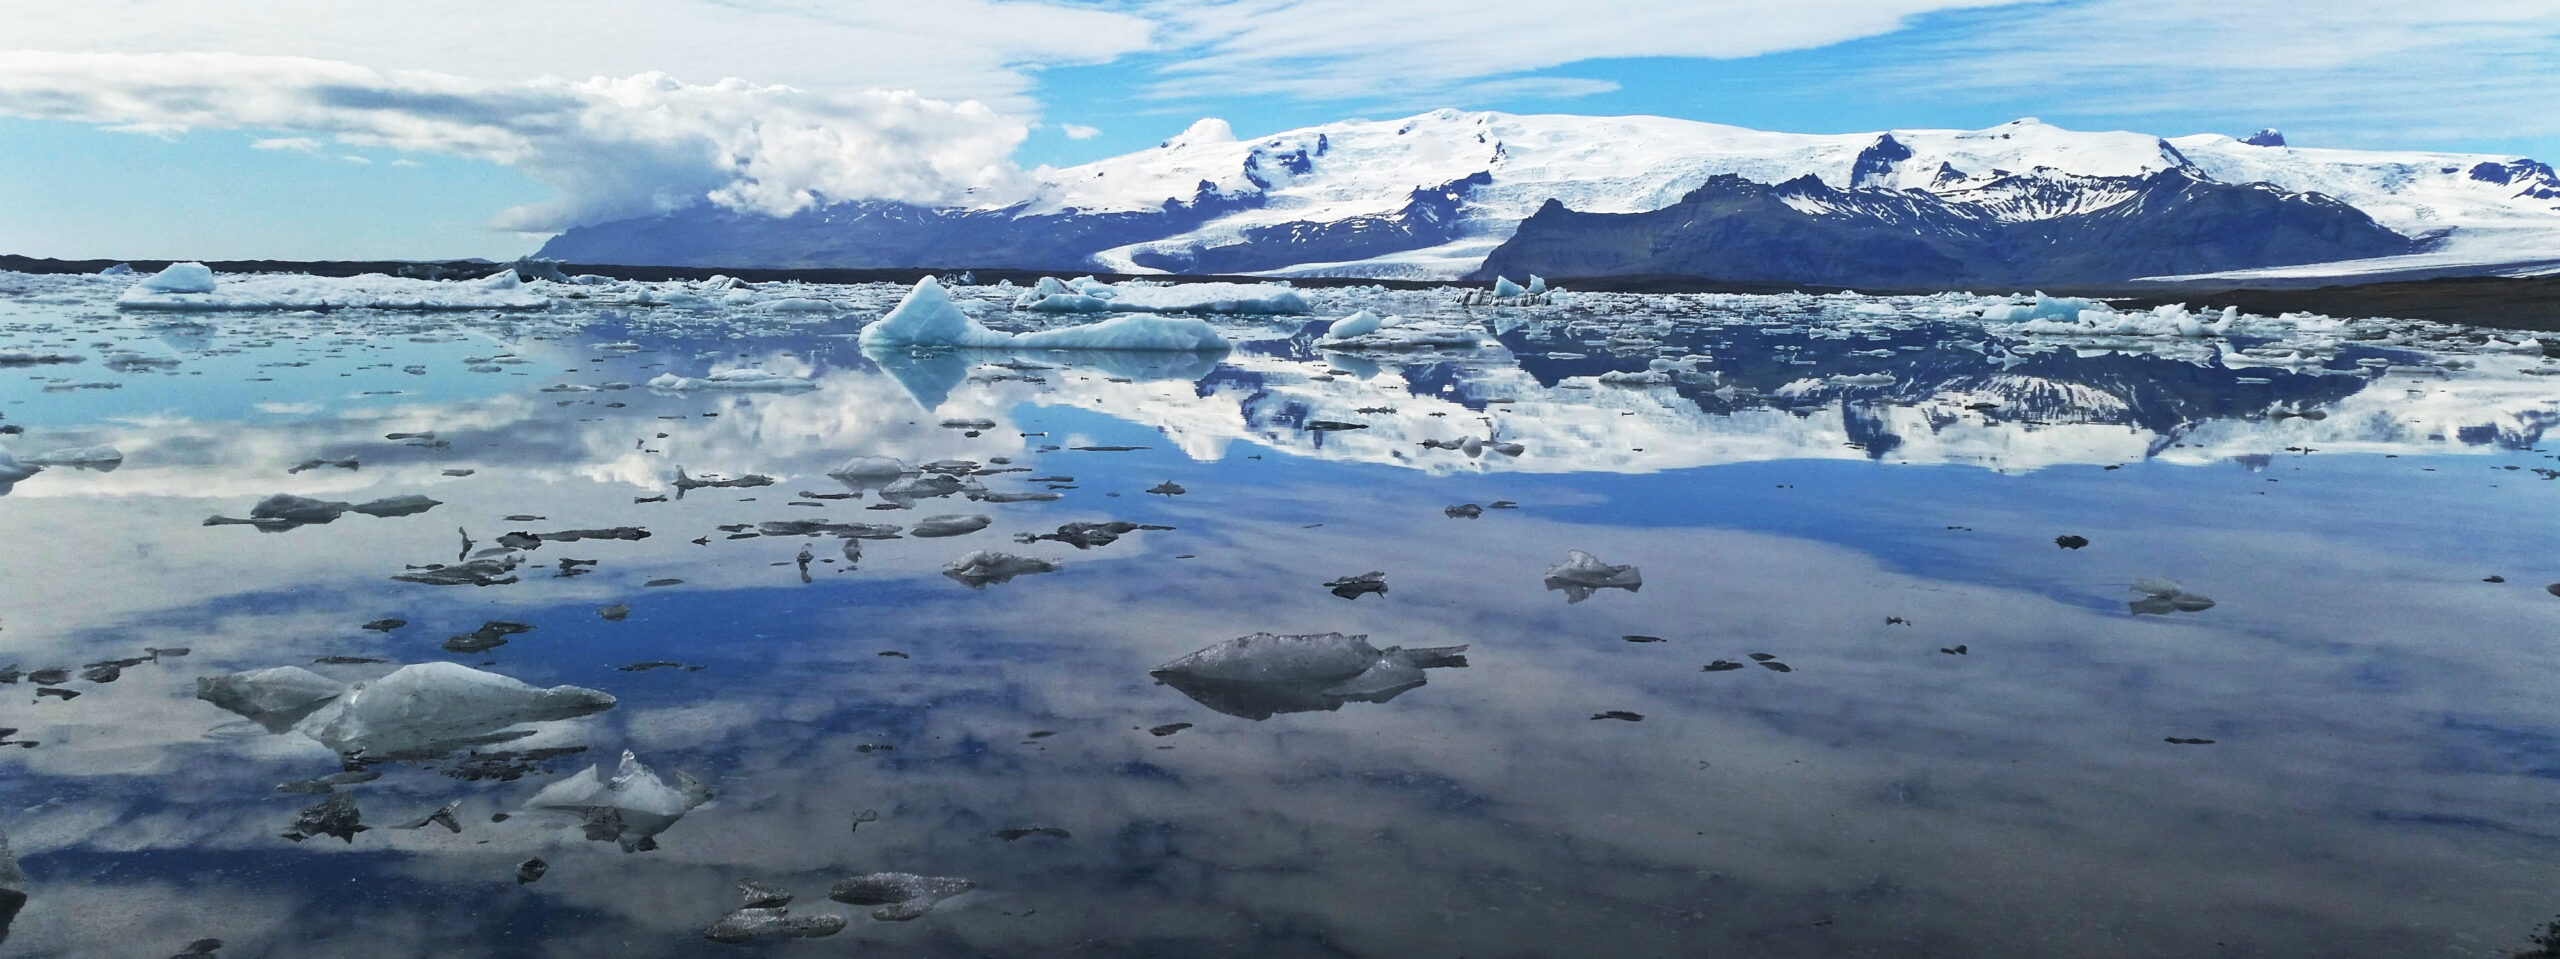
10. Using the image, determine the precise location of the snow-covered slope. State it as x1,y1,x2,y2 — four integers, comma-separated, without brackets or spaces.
540,110,2560,283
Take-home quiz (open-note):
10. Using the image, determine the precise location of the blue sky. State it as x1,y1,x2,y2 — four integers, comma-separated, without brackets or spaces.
2,0,2554,261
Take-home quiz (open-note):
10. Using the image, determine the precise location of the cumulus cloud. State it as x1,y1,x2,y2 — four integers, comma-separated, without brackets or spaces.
0,51,1035,230
249,136,320,153
1061,123,1102,140
1134,0,2043,102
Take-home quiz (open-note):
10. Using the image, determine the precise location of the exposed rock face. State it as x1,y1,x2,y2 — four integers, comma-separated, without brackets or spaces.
1474,169,2415,288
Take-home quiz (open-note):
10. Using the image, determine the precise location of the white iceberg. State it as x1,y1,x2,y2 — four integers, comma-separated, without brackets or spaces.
862,277,1228,352
290,662,617,758
644,369,817,391
1150,632,1472,720
197,665,347,732
1492,276,1526,298
527,749,714,852
1325,310,1386,339
139,262,217,294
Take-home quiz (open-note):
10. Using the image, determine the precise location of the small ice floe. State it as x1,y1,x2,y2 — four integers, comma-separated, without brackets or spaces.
1014,521,1170,549
861,277,1230,352
644,369,816,392
943,550,1059,588
704,883,847,943
203,492,442,530
1543,550,1643,603
0,445,40,493
2127,577,2216,615
826,455,913,486
527,749,714,853
673,468,775,494
281,793,367,843
828,873,975,921
198,662,616,758
0,350,83,366
1324,571,1387,600
910,514,992,538
1150,632,1469,720
1315,310,1484,351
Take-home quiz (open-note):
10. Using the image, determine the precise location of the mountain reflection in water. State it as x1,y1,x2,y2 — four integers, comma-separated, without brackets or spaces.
0,278,2556,958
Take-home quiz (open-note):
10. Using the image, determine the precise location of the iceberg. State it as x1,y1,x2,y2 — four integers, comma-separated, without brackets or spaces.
0,445,38,493
825,455,913,483
943,550,1059,587
828,873,975,922
1543,549,1643,603
196,665,346,732
1492,276,1526,298
644,369,818,391
910,514,992,538
863,277,1230,352
1151,632,1470,720
139,262,217,294
216,662,619,759
527,749,714,852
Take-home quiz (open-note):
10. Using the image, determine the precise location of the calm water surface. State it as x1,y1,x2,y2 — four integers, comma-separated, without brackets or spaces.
1,275,2556,957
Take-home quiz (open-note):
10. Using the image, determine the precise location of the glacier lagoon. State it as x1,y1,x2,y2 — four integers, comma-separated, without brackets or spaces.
0,270,2557,957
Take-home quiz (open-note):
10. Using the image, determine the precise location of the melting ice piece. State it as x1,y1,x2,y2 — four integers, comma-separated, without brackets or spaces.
1492,276,1526,298
943,550,1059,588
911,514,992,538
1543,550,1643,603
828,873,975,921
290,662,616,758
644,369,816,392
527,749,714,853
2127,578,2216,615
197,666,347,732
826,456,913,483
861,277,1231,351
704,907,846,943
1151,632,1469,720
1325,311,1385,339
1,824,25,943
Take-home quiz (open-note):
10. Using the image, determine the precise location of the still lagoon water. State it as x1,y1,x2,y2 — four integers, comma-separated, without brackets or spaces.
1,271,2556,957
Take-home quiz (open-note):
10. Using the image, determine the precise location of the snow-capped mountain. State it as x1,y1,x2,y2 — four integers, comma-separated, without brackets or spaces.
537,110,2560,285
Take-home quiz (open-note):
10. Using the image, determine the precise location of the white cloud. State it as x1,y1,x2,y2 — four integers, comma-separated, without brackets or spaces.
5,0,1157,111
1061,123,1102,140
1859,0,2560,145
1133,0,2044,102
0,51,1036,231
249,136,319,152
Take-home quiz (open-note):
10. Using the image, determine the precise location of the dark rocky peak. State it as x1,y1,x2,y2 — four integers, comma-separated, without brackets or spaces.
1850,134,1915,188
2242,128,2287,147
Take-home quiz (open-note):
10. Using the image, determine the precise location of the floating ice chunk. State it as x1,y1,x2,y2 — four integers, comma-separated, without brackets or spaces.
1828,372,1896,387
1319,316,1481,351
1543,550,1643,603
350,494,441,517
1151,632,1470,720
826,455,912,482
1018,278,1308,315
2128,578,2216,615
0,350,83,366
528,749,714,852
943,550,1059,587
863,277,1009,349
1325,310,1386,339
828,873,975,921
1010,314,1228,351
1979,293,2105,323
911,514,992,538
1492,276,1526,298
140,262,217,294
293,662,616,758
197,666,346,732
870,277,1231,350
882,473,965,501
761,297,835,313
1527,275,1547,295
645,369,816,391
99,262,134,275
704,906,846,943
